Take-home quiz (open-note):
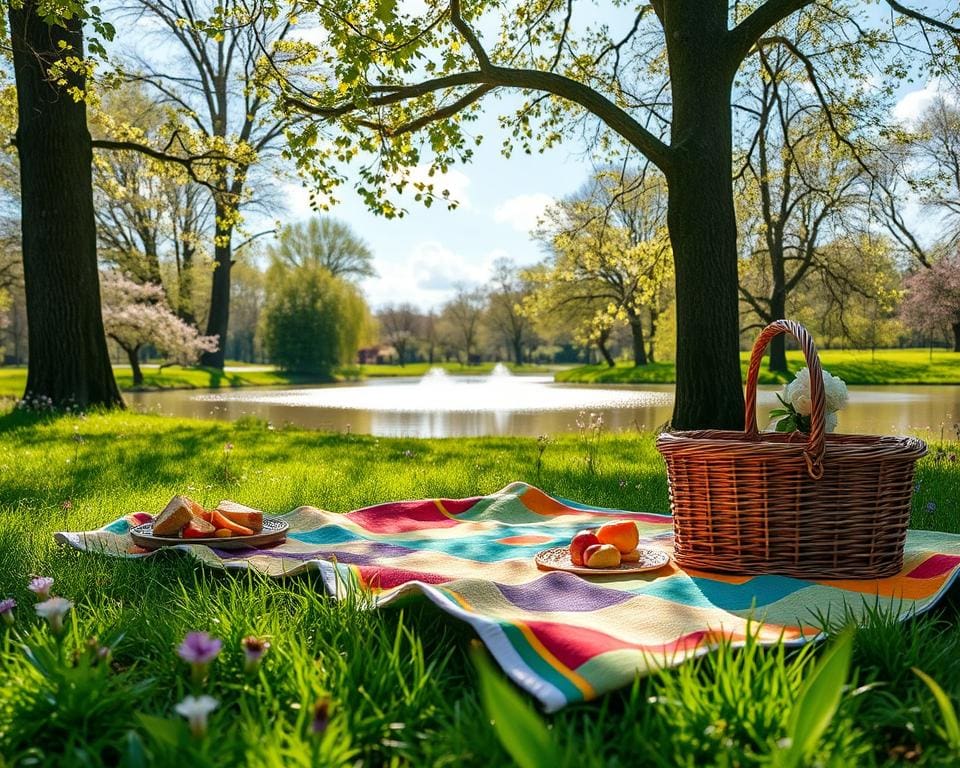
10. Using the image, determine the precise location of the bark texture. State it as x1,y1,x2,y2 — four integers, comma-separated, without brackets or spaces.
10,3,123,408
663,1,744,429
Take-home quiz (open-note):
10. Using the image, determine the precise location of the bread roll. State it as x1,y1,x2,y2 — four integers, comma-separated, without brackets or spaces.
153,495,194,536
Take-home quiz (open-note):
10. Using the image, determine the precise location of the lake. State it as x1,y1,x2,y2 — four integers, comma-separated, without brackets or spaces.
125,366,960,439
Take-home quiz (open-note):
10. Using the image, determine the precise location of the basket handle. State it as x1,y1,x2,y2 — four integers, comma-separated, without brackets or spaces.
744,320,826,480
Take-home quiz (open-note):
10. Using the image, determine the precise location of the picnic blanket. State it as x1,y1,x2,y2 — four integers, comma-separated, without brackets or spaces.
55,482,960,712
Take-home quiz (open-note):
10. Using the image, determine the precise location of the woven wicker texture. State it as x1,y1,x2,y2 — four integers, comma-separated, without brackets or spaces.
657,320,927,579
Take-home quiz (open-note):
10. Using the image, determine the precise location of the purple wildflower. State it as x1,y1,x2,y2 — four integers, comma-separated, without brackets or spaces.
178,631,222,685
0,598,15,626
311,699,330,736
27,576,54,601
178,631,222,665
242,635,270,674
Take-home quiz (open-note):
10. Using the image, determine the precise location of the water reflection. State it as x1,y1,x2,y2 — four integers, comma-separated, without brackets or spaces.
125,368,960,439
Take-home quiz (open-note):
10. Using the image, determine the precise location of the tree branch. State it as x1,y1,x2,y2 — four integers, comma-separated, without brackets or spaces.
727,0,814,65
882,0,960,35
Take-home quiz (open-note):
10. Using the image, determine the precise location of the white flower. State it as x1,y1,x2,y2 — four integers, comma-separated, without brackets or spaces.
34,597,73,635
782,368,848,416
175,695,219,737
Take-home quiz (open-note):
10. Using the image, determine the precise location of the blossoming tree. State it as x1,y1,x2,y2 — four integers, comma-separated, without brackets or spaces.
100,272,218,385
901,253,960,351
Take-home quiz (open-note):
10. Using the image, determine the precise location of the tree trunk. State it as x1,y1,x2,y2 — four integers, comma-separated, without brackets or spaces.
597,334,615,368
648,307,659,363
512,338,524,366
663,3,743,429
10,2,123,409
767,291,788,372
200,204,231,369
126,346,143,386
627,313,648,366
953,323,960,353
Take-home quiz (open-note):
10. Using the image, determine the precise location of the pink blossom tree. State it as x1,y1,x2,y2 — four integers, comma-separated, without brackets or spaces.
100,272,218,385
901,252,960,351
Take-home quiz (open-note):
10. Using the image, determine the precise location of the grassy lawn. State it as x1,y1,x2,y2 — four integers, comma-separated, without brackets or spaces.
0,365,324,399
2,411,960,765
557,348,960,386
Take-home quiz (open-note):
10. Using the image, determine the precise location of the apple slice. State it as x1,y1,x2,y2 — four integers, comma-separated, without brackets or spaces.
213,528,233,538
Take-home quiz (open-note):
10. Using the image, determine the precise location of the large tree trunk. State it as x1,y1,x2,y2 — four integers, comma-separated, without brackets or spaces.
953,323,960,353
663,3,744,429
10,2,123,409
767,290,788,372
627,312,648,366
200,204,231,369
125,346,144,387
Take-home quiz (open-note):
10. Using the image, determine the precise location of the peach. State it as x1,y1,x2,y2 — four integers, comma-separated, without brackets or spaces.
583,543,621,568
621,549,641,563
597,521,639,554
213,528,233,538
569,530,601,566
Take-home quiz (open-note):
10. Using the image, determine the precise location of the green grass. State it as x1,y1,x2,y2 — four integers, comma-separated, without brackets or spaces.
0,365,324,399
2,410,960,765
556,348,960,386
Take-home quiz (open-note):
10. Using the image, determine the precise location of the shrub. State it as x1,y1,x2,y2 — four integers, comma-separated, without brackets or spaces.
261,265,369,375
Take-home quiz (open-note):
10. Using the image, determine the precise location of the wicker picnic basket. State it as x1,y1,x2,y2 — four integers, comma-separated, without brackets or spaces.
656,320,927,579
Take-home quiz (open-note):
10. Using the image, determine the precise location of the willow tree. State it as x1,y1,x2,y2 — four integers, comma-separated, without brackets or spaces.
272,0,958,429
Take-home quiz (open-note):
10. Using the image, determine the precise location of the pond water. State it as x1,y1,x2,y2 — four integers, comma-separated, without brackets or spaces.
125,365,960,439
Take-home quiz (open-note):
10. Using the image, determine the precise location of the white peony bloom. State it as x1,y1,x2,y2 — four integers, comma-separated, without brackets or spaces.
782,368,848,416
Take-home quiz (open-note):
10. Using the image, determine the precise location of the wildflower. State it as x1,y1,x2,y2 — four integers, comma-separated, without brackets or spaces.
311,698,330,736
242,635,270,674
0,598,15,626
175,695,219,738
926,501,937,513
224,442,234,452
27,576,54,600
178,631,222,685
61,499,73,511
35,597,73,635
403,449,413,458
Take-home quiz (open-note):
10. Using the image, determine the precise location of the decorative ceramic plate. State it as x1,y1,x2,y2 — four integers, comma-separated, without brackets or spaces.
534,546,670,575
130,516,289,551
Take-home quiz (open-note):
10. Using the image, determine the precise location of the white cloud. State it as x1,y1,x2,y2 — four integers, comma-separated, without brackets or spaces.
493,193,554,233
361,241,501,309
392,165,472,209
893,78,955,125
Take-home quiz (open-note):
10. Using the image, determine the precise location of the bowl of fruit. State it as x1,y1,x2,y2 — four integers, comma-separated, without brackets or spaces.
130,495,288,550
535,521,670,575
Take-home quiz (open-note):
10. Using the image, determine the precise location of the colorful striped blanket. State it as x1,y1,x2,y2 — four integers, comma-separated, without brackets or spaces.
55,482,960,712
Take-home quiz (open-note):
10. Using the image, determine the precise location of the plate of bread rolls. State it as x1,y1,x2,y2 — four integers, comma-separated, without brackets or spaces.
130,495,288,550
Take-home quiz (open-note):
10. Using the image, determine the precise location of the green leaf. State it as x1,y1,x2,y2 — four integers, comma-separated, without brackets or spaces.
775,417,795,432
135,714,181,748
120,730,150,768
913,667,960,750
779,628,854,768
470,641,559,768
375,0,397,23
